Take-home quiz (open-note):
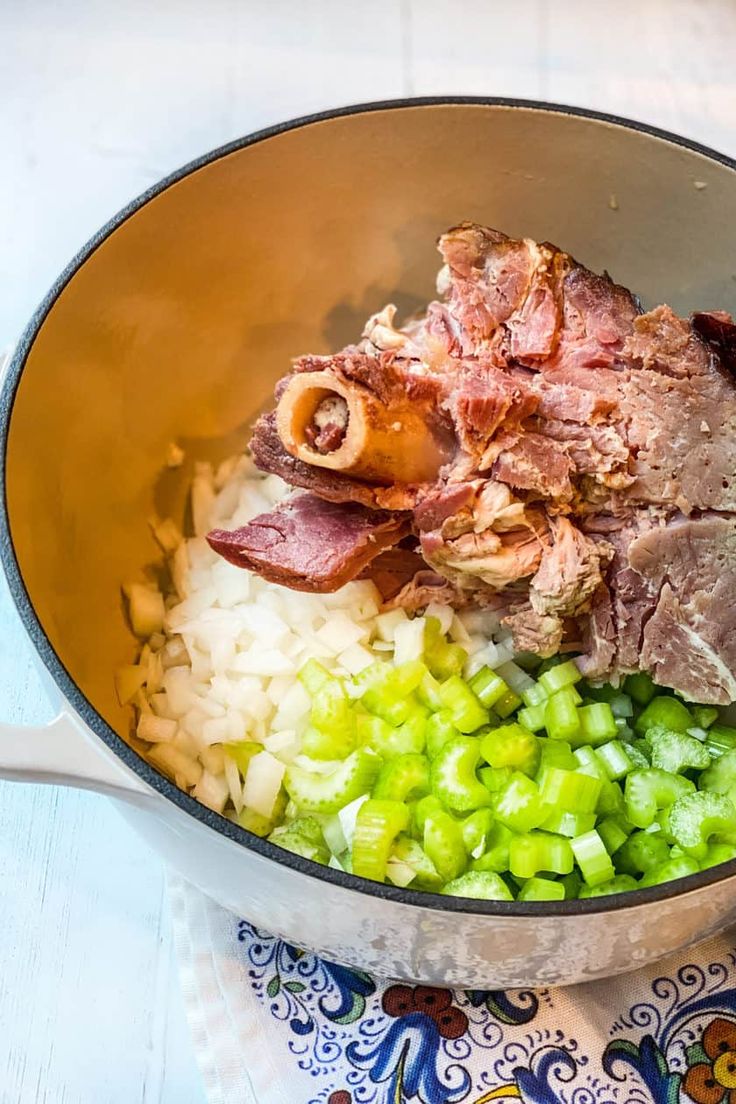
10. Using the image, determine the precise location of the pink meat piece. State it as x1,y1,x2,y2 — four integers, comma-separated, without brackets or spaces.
207,494,411,593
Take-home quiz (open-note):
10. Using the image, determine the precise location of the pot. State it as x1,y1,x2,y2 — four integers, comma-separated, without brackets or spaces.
2,98,736,989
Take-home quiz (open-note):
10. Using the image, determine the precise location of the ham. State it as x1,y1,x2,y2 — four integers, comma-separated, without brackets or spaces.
210,223,736,702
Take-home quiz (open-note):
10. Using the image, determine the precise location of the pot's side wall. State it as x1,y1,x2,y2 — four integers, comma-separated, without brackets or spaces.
113,794,736,989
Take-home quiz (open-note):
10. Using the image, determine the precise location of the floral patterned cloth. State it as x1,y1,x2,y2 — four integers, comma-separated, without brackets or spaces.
169,876,736,1104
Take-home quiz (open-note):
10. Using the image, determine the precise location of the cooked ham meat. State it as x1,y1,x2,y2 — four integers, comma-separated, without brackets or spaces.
208,223,736,703
208,493,410,593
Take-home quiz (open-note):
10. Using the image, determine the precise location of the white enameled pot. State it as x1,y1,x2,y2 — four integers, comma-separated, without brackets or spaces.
3,99,736,989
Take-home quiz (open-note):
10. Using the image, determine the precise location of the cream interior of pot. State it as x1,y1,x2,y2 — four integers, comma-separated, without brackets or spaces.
6,103,736,738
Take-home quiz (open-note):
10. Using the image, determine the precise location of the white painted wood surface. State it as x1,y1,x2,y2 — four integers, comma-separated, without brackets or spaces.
1,2,735,1100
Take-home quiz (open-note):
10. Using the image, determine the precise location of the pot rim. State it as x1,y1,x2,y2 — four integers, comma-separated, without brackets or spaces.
3,94,736,919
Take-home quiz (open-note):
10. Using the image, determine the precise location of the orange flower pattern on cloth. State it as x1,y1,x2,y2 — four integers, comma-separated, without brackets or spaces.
684,1019,736,1104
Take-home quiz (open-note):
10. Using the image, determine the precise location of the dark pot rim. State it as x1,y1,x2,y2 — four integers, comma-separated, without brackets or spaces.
3,95,736,920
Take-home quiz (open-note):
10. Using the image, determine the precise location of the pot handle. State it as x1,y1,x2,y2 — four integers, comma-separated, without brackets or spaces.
0,709,154,804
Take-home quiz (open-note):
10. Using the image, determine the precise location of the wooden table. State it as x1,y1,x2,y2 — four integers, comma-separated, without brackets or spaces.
1,2,735,1099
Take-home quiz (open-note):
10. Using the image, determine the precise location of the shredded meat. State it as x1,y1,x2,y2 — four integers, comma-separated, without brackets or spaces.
210,223,736,703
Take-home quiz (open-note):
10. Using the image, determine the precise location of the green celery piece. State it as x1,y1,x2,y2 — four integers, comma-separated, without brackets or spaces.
495,687,523,719
441,871,514,900
413,794,445,835
269,817,330,865
539,659,582,696
635,695,693,736
517,703,547,733
373,754,430,803
359,660,425,724
480,723,540,777
310,680,353,733
521,681,549,708
699,749,736,794
509,831,574,878
609,693,634,719
424,810,467,882
538,740,577,772
640,855,700,886
424,618,467,680
539,766,602,813
614,829,669,875
358,711,426,758
224,740,263,776
692,706,719,730
470,824,514,873
494,772,549,834
352,799,410,882
391,835,443,889
302,708,358,759
700,842,736,870
416,670,443,712
596,815,630,855
238,790,288,837
706,724,736,757
544,689,581,742
624,768,696,829
479,765,514,793
648,726,710,774
430,736,492,812
468,666,512,709
667,791,736,859
578,874,638,898
438,676,488,733
578,702,618,746
581,681,619,704
595,740,634,781
518,877,565,901
570,829,615,887
626,742,652,769
284,748,380,815
596,780,626,818
425,711,459,759
298,658,334,695
623,671,657,706
542,808,596,838
560,870,583,899
461,808,494,858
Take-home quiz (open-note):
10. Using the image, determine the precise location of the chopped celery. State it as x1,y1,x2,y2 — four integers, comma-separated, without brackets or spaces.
544,689,581,742
667,791,736,859
570,829,615,887
224,740,263,776
509,832,574,878
640,855,700,886
391,835,442,889
692,706,719,730
578,702,618,746
269,817,330,864
579,874,638,898
441,871,513,900
518,877,565,902
521,681,549,708
358,711,426,757
614,830,669,875
298,658,333,695
624,768,696,829
416,670,443,712
479,763,513,792
423,810,467,882
373,754,430,803
461,808,494,858
539,659,582,695
430,736,492,812
635,695,693,736
470,824,513,873
700,842,736,870
413,794,445,835
539,767,602,814
517,703,547,732
494,772,549,834
424,618,467,680
595,740,634,781
480,723,540,777
648,726,710,774
699,749,736,799
539,740,577,771
425,712,459,759
623,671,657,706
596,814,632,855
542,808,596,838
284,748,380,815
438,676,488,733
468,666,513,709
560,870,583,900
705,725,736,757
353,800,410,882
